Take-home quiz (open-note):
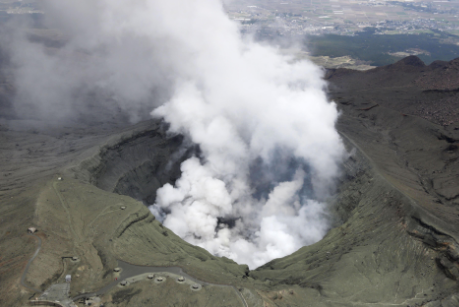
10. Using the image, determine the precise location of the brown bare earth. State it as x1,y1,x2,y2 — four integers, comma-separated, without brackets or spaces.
1,56,459,306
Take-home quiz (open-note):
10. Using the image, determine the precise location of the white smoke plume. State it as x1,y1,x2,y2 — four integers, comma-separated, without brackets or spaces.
8,0,345,268
142,0,345,268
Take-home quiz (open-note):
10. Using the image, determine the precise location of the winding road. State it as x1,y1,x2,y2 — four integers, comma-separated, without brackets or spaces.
72,260,248,307
23,179,248,306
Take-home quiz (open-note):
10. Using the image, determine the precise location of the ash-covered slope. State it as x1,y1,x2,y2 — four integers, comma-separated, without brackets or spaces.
1,56,459,307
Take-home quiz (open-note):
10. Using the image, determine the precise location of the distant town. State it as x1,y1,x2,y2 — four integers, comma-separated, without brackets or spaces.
1,0,458,41
1,0,458,69
224,0,459,42
0,0,42,15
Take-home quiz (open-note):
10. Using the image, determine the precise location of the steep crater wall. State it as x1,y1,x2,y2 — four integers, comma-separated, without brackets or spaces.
75,120,194,204
76,119,369,227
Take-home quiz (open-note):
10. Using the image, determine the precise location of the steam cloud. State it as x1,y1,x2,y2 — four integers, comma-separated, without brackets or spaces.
8,0,345,268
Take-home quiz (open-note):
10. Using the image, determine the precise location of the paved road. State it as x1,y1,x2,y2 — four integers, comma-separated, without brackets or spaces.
20,233,43,293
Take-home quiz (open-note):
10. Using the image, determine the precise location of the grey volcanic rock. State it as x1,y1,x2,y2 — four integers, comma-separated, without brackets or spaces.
1,56,459,306
75,122,192,204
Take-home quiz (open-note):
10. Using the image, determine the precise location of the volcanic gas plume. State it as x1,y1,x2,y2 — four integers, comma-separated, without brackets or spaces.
8,0,345,268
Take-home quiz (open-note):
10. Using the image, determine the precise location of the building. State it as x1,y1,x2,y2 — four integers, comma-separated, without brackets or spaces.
65,275,71,283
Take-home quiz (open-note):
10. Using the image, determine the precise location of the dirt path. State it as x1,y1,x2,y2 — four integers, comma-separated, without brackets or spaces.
53,181,81,244
20,233,43,293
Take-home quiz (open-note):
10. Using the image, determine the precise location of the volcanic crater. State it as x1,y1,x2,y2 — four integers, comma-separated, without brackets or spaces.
2,56,459,306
